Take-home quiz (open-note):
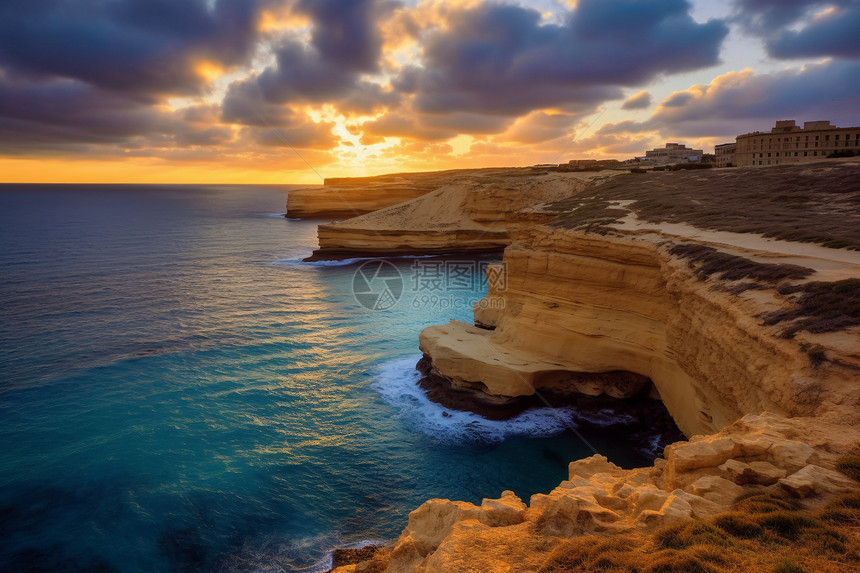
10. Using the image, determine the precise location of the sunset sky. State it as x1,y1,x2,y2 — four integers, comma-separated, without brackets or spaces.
1,0,859,184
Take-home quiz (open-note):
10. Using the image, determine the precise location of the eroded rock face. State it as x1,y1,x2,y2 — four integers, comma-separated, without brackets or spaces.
331,414,860,573
419,227,860,437
303,171,600,260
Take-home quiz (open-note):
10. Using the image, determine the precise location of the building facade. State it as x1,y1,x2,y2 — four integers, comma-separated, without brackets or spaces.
714,142,736,168
735,120,860,167
643,143,703,165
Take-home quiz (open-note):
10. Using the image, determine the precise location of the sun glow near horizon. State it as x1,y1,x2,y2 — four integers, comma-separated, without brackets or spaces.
1,0,858,184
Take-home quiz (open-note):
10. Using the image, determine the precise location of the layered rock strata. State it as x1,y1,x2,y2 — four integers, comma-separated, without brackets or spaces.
319,163,860,572
304,171,601,260
286,169,489,219
420,226,860,438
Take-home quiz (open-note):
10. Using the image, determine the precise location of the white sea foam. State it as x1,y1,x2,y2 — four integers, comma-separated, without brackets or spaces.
274,254,441,268
373,354,577,443
274,257,367,267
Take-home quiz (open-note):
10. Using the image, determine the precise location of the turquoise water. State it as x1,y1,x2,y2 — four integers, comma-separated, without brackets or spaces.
0,185,668,572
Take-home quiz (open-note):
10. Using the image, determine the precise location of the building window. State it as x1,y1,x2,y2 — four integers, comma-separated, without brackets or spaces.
767,153,771,157
815,136,819,141
804,152,808,156
814,151,818,156
794,152,798,156
835,134,840,140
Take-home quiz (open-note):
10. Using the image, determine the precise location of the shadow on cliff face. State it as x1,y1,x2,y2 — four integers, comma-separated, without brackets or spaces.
414,355,684,466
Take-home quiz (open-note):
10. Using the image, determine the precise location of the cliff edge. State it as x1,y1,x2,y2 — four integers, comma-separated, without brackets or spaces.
326,161,860,572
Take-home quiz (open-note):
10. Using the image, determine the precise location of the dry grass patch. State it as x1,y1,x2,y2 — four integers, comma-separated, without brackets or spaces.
762,278,860,337
544,163,860,249
539,492,860,573
668,244,814,286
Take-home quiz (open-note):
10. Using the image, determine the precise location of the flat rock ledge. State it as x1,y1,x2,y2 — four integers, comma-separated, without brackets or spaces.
331,413,860,573
415,354,683,452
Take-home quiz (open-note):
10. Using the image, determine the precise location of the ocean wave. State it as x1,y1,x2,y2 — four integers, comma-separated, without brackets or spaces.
373,354,577,444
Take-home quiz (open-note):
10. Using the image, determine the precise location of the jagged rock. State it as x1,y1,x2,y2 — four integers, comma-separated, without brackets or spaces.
719,459,787,485
479,491,527,526
332,416,860,573
688,475,747,506
531,491,622,537
569,454,624,479
666,437,740,473
635,492,694,527
779,464,858,498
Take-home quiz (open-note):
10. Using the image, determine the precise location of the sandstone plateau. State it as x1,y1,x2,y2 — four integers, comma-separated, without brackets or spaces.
297,161,860,572
297,167,604,260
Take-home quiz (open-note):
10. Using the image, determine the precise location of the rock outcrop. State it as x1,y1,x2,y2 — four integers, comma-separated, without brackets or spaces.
320,163,860,572
332,414,860,573
286,170,485,219
420,225,860,437
304,170,602,260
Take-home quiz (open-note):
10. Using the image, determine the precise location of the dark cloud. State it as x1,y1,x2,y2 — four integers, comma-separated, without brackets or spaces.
649,60,860,137
224,0,399,115
252,40,399,113
0,0,266,97
622,91,653,110
0,76,168,153
732,0,860,59
404,0,727,116
730,0,825,32
768,3,860,59
294,0,398,73
220,77,337,148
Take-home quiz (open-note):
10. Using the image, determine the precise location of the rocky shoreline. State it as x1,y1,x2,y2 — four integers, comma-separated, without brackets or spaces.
292,162,860,572
415,354,684,451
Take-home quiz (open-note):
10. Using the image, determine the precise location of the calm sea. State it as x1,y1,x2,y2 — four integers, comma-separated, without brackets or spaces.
0,184,664,572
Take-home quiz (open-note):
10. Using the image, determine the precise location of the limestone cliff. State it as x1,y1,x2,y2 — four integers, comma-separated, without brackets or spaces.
286,167,575,219
304,170,602,260
286,170,488,219
420,226,860,438
323,162,860,572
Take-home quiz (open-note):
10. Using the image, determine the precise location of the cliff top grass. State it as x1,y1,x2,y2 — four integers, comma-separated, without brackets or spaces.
763,278,860,337
539,491,860,573
547,162,860,250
